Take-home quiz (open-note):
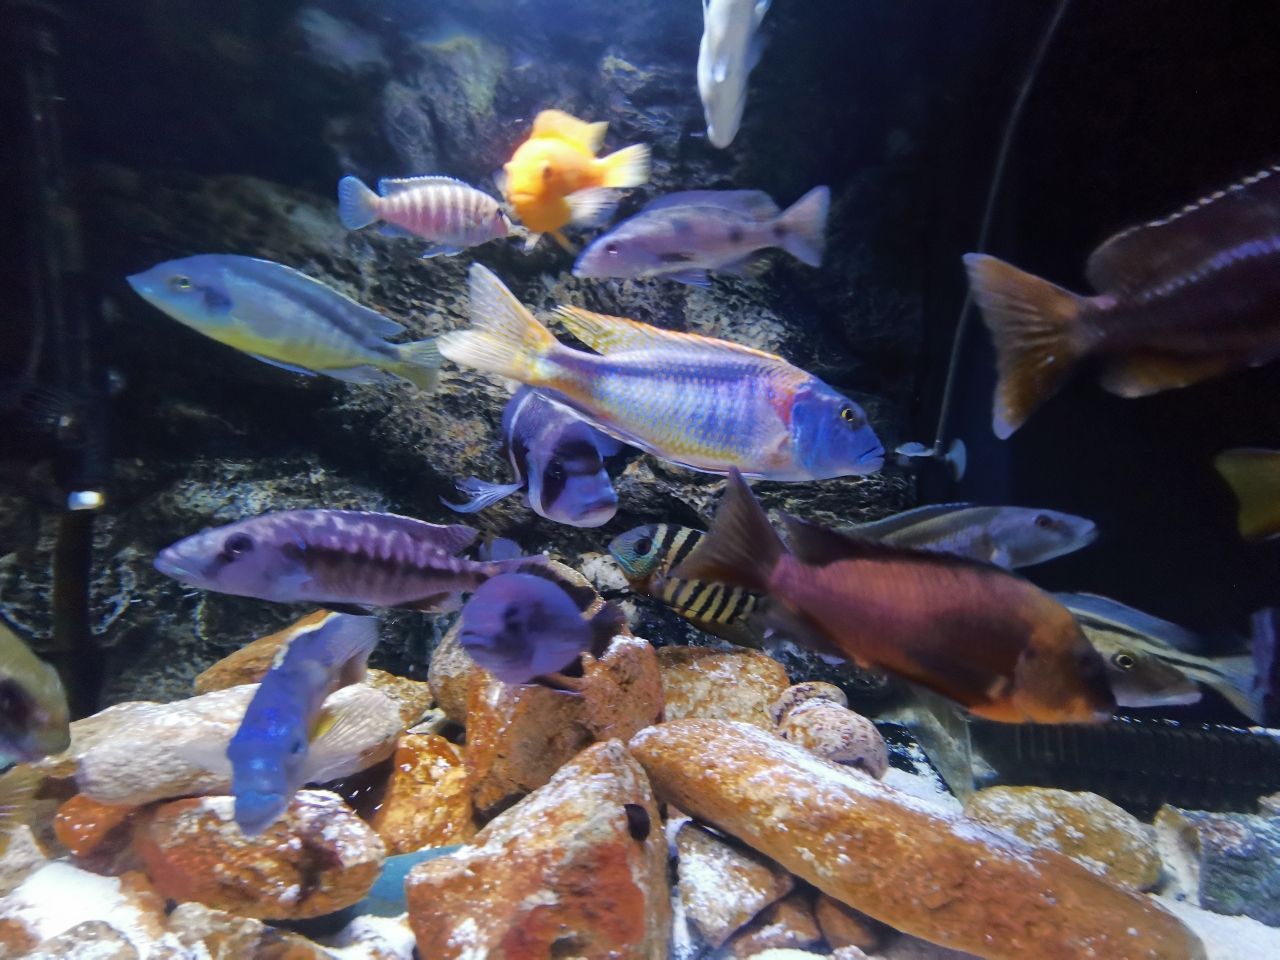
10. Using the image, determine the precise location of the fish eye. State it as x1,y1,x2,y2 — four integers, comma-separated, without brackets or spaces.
546,459,565,481
840,407,862,426
605,241,620,257
1111,652,1136,670
0,679,30,723
1034,514,1054,529
634,536,653,556
170,275,193,292
223,532,255,558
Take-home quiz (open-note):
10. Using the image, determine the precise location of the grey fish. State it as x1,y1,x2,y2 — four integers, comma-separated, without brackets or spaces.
847,503,1097,569
573,187,829,287
444,387,624,528
0,622,70,766
154,509,536,612
1058,593,1260,721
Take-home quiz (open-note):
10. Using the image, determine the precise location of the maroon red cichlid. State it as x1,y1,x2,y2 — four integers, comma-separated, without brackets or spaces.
965,164,1280,438
673,470,1115,724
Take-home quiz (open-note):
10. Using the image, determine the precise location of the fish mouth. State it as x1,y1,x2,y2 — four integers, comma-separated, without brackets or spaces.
858,445,887,467
154,549,202,584
125,274,154,300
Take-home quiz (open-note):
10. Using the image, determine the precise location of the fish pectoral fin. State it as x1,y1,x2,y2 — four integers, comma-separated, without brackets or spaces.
248,354,318,376
377,224,417,239
441,477,524,514
174,738,231,776
565,188,619,228
1097,352,1234,398
325,365,394,385
421,244,465,259
522,231,543,252
670,268,712,287
988,545,1013,569
322,602,374,616
717,252,770,278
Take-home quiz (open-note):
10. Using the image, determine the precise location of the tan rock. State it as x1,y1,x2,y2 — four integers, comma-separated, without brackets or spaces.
814,893,883,951
369,734,477,854
365,670,436,727
325,914,417,960
27,920,138,959
425,623,477,724
658,647,788,729
831,948,871,960
675,821,793,947
725,890,821,958
406,740,669,959
965,786,1162,890
770,681,848,724
0,825,48,897
135,790,385,920
167,901,328,959
0,918,37,959
465,633,662,817
629,719,1206,960
779,700,887,777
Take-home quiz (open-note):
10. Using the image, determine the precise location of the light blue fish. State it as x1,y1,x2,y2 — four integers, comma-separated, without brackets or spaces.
127,254,440,390
226,611,379,834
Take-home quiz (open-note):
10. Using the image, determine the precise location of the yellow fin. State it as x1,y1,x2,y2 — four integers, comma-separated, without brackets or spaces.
1215,448,1280,541
554,306,786,363
530,109,607,152
1097,352,1233,398
598,143,650,189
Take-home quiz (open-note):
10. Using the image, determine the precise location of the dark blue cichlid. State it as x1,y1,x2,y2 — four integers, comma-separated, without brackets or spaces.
445,386,624,527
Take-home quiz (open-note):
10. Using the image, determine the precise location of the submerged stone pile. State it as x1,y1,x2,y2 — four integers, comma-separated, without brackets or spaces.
4,565,1272,958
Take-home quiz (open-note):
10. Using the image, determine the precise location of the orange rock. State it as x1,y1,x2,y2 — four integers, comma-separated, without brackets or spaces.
167,902,329,960
465,634,663,817
724,890,821,957
365,671,436,727
814,894,884,952
675,821,793,947
53,795,137,860
406,740,670,959
629,720,1206,960
193,611,331,693
657,647,788,729
27,920,138,959
135,790,384,920
0,918,38,957
369,734,477,854
425,623,478,725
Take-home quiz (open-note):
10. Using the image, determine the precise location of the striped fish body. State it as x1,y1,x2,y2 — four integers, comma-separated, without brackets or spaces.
371,177,513,248
155,508,528,612
609,523,762,645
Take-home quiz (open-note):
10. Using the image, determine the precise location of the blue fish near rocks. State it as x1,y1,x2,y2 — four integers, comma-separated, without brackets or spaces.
573,187,829,287
226,611,379,834
444,387,624,528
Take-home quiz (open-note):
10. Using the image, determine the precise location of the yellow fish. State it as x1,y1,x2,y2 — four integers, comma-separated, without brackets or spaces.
498,109,649,251
1216,448,1280,540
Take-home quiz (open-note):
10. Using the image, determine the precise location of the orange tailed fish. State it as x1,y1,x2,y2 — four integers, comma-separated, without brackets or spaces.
965,164,1280,438
1216,448,1280,540
498,109,650,251
437,265,884,481
672,469,1116,723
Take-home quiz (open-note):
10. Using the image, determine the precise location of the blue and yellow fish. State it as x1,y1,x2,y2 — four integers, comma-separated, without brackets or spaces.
437,266,884,481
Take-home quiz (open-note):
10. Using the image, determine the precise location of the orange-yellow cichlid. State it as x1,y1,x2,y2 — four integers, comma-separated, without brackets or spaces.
1215,448,1280,541
499,109,649,250
673,470,1116,724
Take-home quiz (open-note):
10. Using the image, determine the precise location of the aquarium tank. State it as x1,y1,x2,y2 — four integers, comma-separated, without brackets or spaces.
1,0,1279,957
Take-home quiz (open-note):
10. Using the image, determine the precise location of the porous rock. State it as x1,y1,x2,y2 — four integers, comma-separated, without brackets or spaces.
1155,806,1280,927
27,920,139,960
724,890,822,957
323,914,417,960
778,699,887,777
658,647,789,729
369,734,476,854
0,825,49,898
770,681,849,724
814,894,884,952
675,821,794,948
965,786,1161,891
167,901,328,960
405,740,669,959
465,632,663,817
135,790,385,920
629,719,1206,960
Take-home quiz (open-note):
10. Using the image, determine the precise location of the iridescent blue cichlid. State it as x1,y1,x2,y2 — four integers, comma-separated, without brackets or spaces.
127,254,441,390
437,265,884,481
226,610,378,834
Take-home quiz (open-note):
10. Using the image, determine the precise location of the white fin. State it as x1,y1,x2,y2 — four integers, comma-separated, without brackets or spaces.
555,306,786,363
522,231,542,252
442,478,524,514
378,175,469,196
421,244,465,259
249,354,318,376
337,176,380,230
325,365,393,385
391,339,442,393
566,188,619,228
754,0,772,25
713,56,729,83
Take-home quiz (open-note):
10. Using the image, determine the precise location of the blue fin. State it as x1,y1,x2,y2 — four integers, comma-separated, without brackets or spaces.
441,477,524,514
338,176,380,230
377,224,416,239
421,244,465,259
249,354,317,376
668,269,711,288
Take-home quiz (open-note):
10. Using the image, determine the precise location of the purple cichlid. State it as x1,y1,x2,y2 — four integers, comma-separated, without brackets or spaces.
574,187,829,287
458,572,626,689
338,174,522,258
444,386,625,527
227,610,378,834
154,508,536,612
437,265,884,481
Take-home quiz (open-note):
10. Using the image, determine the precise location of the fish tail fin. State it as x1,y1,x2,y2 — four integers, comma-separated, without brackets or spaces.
1215,449,1280,541
1252,608,1280,725
963,253,1094,439
437,265,565,386
391,338,442,392
598,144,650,189
337,175,380,230
0,765,40,836
671,468,782,593
777,185,830,267
1205,652,1264,724
441,477,524,514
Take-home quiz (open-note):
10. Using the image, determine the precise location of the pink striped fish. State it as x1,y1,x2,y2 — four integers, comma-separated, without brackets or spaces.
338,174,522,258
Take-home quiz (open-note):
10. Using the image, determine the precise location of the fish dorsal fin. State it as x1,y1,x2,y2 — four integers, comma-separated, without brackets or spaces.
554,306,785,362
847,503,976,539
225,258,406,339
1054,592,1203,652
641,190,780,220
1084,164,1280,294
330,511,479,556
531,109,607,153
783,512,1007,577
378,175,469,196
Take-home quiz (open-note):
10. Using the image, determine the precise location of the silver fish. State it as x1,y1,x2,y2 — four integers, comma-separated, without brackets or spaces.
573,188,829,287
1058,593,1260,720
847,503,1097,569
698,0,771,148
